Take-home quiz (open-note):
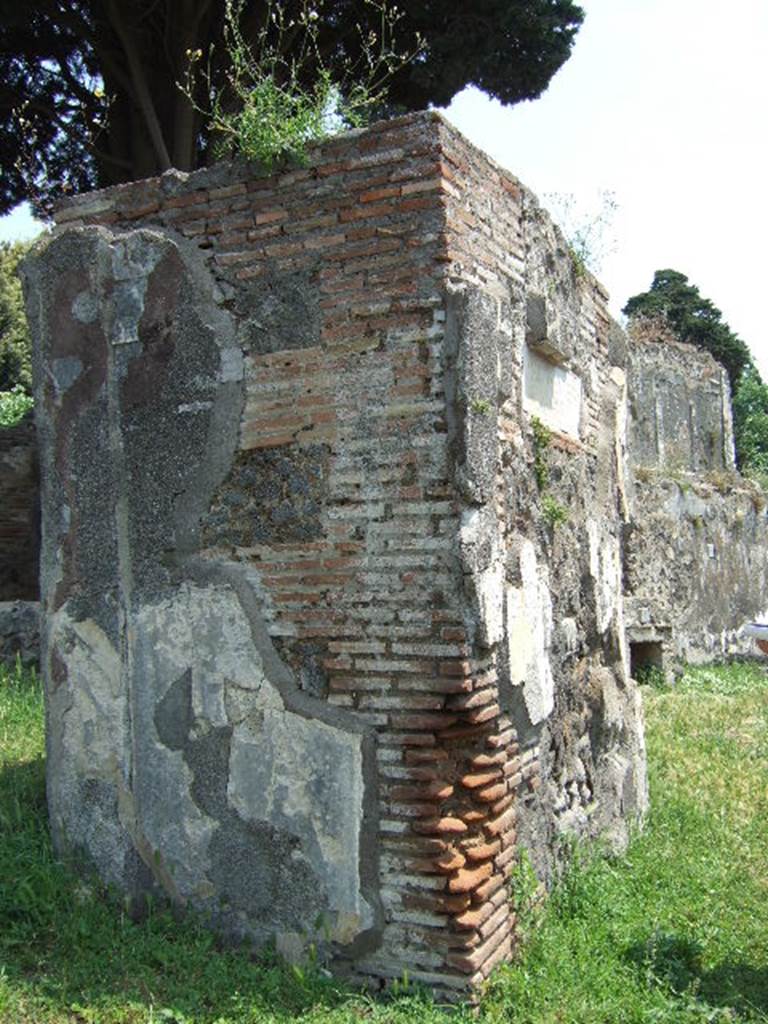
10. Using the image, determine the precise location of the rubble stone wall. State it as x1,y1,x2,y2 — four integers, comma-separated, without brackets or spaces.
624,476,768,667
435,124,647,882
626,319,735,474
623,324,768,669
20,110,713,995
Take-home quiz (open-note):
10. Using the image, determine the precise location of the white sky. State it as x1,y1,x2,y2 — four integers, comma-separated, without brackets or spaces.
2,0,766,372
443,0,768,376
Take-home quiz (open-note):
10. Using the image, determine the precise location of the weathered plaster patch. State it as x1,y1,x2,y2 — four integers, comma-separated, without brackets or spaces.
109,234,164,346
235,269,321,354
48,606,125,778
459,506,505,647
42,603,137,887
219,346,244,383
506,539,554,725
136,581,282,709
586,520,622,636
229,709,372,941
130,580,370,944
50,357,83,398
71,290,99,324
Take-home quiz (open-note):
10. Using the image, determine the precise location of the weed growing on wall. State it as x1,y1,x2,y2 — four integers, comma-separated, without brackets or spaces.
541,493,568,528
183,0,422,169
470,397,491,415
567,245,587,281
531,416,569,529
544,189,618,277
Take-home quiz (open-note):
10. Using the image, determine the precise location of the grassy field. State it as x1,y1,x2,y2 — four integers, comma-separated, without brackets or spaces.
1,658,766,1023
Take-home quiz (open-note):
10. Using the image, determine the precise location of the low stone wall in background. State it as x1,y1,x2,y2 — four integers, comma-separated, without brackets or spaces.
0,599,40,665
622,323,768,676
624,473,768,674
0,412,39,603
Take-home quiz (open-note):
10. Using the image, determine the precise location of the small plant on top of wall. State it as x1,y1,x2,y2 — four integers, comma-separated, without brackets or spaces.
633,464,656,484
567,244,587,281
545,190,618,278
182,0,423,170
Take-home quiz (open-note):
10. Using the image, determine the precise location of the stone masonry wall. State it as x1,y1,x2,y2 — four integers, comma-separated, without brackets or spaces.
434,124,647,878
623,322,768,669
24,111,648,996
624,475,768,667
626,318,735,474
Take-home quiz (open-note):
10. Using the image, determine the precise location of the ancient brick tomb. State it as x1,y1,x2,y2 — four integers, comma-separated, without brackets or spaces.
24,112,647,995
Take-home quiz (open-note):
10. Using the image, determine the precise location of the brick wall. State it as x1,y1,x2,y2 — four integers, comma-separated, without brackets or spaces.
0,414,38,601
28,111,648,997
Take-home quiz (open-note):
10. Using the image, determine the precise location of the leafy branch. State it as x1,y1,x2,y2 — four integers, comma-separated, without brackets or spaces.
181,0,423,169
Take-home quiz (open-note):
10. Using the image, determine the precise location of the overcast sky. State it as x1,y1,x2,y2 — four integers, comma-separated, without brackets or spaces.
2,0,766,374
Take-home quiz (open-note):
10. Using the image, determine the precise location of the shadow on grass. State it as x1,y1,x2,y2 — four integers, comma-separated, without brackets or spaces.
0,758,398,1023
625,931,768,1018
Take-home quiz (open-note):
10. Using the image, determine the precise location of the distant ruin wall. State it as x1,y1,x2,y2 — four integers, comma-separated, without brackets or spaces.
23,111,651,995
623,323,768,669
624,476,768,667
0,413,39,601
626,319,735,474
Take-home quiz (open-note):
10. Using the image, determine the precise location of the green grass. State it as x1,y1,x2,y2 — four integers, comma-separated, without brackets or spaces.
1,659,767,1023
484,661,768,1023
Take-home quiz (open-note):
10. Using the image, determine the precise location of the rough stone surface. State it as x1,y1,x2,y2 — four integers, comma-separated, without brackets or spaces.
624,473,768,668
623,321,768,673
23,221,378,960
0,600,40,664
202,444,330,546
22,110,765,996
626,319,735,474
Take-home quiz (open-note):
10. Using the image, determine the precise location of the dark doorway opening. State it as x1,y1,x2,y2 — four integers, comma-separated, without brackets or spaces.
630,640,664,680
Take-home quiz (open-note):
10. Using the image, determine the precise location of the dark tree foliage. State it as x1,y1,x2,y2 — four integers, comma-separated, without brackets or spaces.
623,269,751,395
732,367,768,476
0,0,584,217
624,269,768,474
